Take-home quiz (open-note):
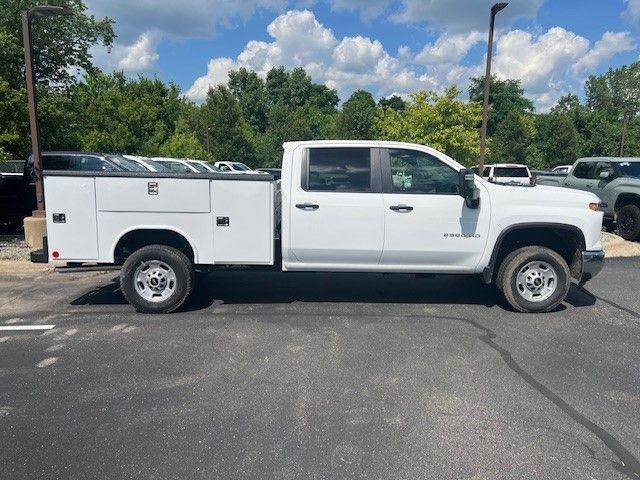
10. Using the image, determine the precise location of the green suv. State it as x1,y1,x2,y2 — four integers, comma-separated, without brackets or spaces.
537,158,640,241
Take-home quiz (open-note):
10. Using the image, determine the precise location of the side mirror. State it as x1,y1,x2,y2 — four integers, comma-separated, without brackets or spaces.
458,168,480,209
599,171,614,180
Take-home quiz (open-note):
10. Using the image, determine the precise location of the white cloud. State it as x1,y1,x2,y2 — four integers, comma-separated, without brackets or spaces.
333,36,386,73
491,27,638,110
392,0,544,31
572,31,636,73
185,58,238,101
623,0,640,22
415,31,484,65
492,27,590,93
85,0,288,43
186,10,429,102
116,33,160,72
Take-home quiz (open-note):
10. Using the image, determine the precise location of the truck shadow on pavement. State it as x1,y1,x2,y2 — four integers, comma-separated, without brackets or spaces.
70,270,597,313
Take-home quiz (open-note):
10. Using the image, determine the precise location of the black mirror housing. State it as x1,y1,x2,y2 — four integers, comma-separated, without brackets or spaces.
459,168,480,209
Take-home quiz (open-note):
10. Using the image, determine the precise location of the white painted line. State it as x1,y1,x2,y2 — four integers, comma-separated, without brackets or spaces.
0,325,56,331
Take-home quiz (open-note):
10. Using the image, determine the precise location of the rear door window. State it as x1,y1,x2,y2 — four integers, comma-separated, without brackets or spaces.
493,167,529,177
572,162,596,179
306,148,372,192
42,155,71,170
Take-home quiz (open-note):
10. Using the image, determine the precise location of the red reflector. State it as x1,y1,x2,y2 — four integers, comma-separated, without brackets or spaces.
52,251,60,258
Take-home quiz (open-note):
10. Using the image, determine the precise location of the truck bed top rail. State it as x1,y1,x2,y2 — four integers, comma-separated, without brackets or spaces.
42,170,275,181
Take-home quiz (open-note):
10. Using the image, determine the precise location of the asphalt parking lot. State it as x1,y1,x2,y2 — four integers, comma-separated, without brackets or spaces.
1,258,639,480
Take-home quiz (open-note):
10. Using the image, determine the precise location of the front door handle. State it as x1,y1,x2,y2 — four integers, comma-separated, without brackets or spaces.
586,184,594,188
390,204,413,212
295,203,319,211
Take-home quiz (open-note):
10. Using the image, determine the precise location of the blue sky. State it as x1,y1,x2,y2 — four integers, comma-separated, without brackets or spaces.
86,0,640,110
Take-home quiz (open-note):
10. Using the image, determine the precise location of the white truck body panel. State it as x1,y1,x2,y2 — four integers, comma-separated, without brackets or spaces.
43,140,603,279
45,176,99,261
44,174,275,265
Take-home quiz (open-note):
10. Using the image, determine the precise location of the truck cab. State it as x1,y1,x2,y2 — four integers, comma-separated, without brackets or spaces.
37,141,605,314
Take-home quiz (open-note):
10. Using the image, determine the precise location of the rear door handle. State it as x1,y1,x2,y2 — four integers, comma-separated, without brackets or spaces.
390,204,413,212
295,203,319,211
586,184,594,188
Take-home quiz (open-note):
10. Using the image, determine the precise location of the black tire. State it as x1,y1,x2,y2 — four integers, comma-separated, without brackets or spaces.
496,246,571,313
617,204,640,241
120,244,194,314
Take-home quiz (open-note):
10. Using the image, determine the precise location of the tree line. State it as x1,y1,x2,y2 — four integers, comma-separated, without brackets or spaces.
1,0,639,168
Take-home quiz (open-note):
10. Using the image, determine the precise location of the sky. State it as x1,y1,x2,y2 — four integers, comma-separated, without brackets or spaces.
85,0,640,111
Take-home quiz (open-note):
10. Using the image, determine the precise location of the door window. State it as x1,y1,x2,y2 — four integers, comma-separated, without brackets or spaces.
388,149,458,194
306,148,371,192
594,161,614,179
572,162,596,179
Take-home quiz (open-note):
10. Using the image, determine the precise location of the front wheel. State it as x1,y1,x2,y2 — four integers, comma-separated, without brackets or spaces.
120,245,194,314
617,204,640,241
496,246,571,313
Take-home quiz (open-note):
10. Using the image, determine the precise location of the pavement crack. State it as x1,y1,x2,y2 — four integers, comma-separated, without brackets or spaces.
440,315,640,480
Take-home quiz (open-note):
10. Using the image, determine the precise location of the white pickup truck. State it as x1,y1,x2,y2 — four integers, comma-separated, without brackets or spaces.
34,141,605,314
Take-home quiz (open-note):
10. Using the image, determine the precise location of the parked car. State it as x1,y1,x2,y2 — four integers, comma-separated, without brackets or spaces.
473,164,534,186
36,140,604,314
122,155,169,172
151,157,200,173
214,161,265,174
552,165,573,174
185,159,220,173
1,152,127,231
256,168,282,180
537,157,640,240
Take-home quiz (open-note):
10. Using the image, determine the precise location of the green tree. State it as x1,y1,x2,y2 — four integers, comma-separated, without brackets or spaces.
72,72,186,155
265,67,290,106
0,79,27,157
0,0,114,90
585,61,640,155
491,111,539,165
228,68,268,133
536,113,581,167
201,85,255,164
159,131,207,159
378,95,406,112
336,90,377,139
469,76,534,135
376,87,482,165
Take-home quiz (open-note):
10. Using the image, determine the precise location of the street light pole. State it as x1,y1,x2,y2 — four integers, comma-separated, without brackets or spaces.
478,2,508,174
21,6,72,216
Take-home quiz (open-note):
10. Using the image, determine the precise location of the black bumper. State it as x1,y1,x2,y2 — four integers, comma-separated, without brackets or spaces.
580,250,605,285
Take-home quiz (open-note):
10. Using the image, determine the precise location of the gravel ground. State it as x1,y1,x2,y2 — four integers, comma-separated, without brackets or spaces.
0,235,29,261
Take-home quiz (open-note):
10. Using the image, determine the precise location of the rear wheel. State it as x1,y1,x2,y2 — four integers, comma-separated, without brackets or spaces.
617,204,640,241
120,244,194,314
496,246,571,313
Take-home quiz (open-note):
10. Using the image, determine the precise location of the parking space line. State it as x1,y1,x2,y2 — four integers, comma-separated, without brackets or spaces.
0,325,56,331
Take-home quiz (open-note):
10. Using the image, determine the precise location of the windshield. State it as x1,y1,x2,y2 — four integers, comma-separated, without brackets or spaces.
162,161,193,173
143,159,169,171
616,161,640,178
232,162,251,171
494,167,529,177
187,161,209,173
108,155,149,172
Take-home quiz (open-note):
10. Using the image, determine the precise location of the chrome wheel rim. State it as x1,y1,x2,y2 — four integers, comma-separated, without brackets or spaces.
134,260,177,302
515,261,557,303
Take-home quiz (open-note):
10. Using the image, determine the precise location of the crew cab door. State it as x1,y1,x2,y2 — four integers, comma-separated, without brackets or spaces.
379,148,490,271
288,147,384,267
563,161,594,191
